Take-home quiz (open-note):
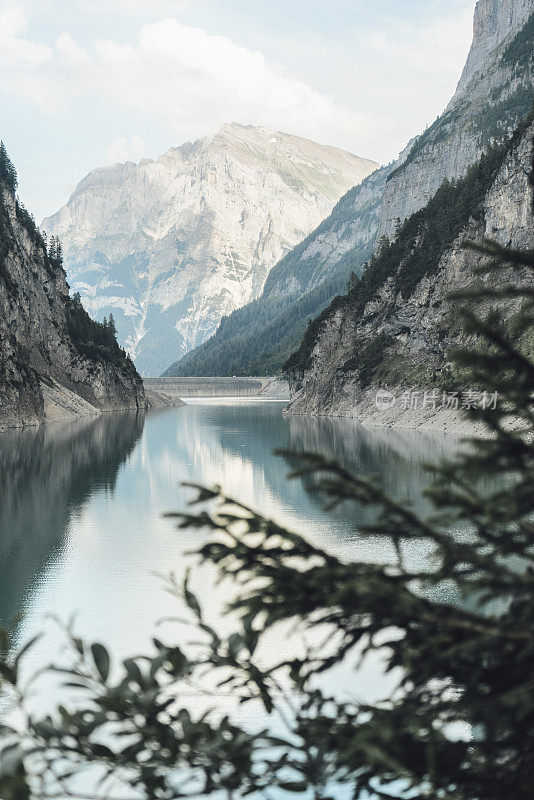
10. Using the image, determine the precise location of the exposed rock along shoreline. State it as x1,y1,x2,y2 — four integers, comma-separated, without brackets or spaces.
283,385,502,438
0,154,156,434
0,380,185,435
281,1,534,436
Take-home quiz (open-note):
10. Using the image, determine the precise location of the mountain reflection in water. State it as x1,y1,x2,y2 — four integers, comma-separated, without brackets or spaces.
0,400,461,714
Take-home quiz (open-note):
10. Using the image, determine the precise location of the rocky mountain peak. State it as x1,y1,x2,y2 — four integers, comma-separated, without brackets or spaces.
43,125,378,376
454,0,533,100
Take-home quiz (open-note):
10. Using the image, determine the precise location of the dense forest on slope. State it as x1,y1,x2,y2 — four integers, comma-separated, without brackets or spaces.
1,144,130,371
164,268,354,377
285,108,534,381
0,143,144,429
67,294,134,367
167,11,534,380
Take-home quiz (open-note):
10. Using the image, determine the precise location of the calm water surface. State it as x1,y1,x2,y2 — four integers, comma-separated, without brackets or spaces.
0,400,459,717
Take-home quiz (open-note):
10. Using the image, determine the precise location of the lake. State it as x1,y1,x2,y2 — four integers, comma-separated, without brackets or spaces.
0,399,459,718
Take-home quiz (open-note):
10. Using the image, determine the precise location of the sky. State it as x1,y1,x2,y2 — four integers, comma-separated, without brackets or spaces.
0,0,477,221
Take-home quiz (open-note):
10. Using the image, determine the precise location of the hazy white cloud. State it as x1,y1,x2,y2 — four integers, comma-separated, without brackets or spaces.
106,134,146,164
56,32,89,65
352,6,474,87
97,0,196,12
0,3,52,66
16,0,199,19
1,0,477,219
0,10,384,159
90,18,376,145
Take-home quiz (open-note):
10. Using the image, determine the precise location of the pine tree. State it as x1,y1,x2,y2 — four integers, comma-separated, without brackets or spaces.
0,141,18,193
55,238,63,266
108,312,117,339
0,241,533,800
48,235,57,262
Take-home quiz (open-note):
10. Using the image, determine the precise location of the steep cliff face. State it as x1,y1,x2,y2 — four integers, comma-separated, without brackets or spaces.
43,123,377,376
164,162,396,377
0,165,146,432
455,0,533,97
176,1,533,380
285,117,534,425
378,2,534,237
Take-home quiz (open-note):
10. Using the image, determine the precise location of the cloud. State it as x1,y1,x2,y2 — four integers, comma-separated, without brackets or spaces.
0,0,477,195
0,9,384,159
106,134,146,164
0,3,52,67
92,19,372,142
56,32,89,65
97,0,196,12
352,5,474,87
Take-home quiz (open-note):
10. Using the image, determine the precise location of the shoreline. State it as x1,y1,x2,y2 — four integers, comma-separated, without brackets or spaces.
0,385,185,436
283,385,506,439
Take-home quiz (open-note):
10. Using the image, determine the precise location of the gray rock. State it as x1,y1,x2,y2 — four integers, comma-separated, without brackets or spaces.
0,183,146,432
285,118,534,430
43,124,378,376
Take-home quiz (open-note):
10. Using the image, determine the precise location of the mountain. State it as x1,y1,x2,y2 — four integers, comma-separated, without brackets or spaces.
164,161,395,377
378,0,534,237
0,145,146,432
285,110,534,424
43,124,378,376
171,0,533,379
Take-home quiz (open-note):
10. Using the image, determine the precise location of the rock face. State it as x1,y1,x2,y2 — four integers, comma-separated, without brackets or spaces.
43,124,378,376
164,161,397,377
378,0,533,237
279,0,534,428
456,0,533,97
0,166,146,432
284,117,534,427
176,1,533,379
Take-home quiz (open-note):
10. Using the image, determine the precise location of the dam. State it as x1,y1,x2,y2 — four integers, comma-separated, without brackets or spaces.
144,376,290,399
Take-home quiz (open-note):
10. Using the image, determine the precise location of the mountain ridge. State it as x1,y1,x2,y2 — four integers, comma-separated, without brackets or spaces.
284,110,534,429
170,0,533,379
43,123,378,376
0,146,147,432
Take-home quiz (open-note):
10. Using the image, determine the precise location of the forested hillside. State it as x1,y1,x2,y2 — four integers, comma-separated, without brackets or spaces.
164,164,392,376
285,111,534,420
0,144,145,431
168,3,534,378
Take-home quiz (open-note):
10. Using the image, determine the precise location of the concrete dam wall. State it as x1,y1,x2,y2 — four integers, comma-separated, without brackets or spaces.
144,377,290,399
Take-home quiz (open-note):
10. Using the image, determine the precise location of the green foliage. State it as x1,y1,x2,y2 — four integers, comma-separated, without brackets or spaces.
0,142,17,194
67,292,132,367
1,241,533,800
0,143,51,282
166,268,355,377
0,199,14,286
164,165,391,377
340,332,394,384
14,201,46,252
285,110,533,376
501,12,534,70
0,144,137,384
